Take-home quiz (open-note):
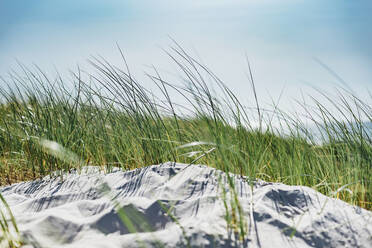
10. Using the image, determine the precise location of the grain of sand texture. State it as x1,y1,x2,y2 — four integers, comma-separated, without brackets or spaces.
1,162,371,247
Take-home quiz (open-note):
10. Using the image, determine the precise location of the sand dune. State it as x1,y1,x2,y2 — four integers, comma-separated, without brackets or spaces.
1,162,371,247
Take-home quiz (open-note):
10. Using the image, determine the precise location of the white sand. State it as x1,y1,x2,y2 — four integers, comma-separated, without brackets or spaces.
1,162,371,248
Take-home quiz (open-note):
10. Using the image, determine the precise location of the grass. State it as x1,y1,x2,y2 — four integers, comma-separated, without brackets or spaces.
0,193,22,248
0,44,370,215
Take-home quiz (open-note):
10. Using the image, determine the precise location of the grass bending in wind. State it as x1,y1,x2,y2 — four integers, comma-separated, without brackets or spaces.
0,45,370,212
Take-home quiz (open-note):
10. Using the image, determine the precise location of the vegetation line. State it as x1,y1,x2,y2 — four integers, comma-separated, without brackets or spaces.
0,45,370,214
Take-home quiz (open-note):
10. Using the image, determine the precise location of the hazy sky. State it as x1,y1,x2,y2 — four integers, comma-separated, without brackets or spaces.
1,0,371,112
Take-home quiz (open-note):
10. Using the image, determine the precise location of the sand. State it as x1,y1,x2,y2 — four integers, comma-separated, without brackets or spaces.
1,162,371,247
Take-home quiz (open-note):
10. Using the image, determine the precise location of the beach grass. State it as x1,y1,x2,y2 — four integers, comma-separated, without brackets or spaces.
0,193,22,248
0,45,370,212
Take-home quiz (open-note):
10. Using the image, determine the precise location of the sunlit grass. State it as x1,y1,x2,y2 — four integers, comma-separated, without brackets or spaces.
0,45,370,213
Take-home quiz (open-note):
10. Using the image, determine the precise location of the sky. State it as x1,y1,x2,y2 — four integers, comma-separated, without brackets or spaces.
0,0,371,114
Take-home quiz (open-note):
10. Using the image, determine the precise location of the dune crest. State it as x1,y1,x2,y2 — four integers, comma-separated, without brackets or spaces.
1,162,371,248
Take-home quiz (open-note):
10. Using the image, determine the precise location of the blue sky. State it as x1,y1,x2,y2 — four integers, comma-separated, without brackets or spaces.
0,0,371,112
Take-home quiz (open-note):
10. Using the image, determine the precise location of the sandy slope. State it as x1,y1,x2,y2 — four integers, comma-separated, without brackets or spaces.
1,162,371,248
